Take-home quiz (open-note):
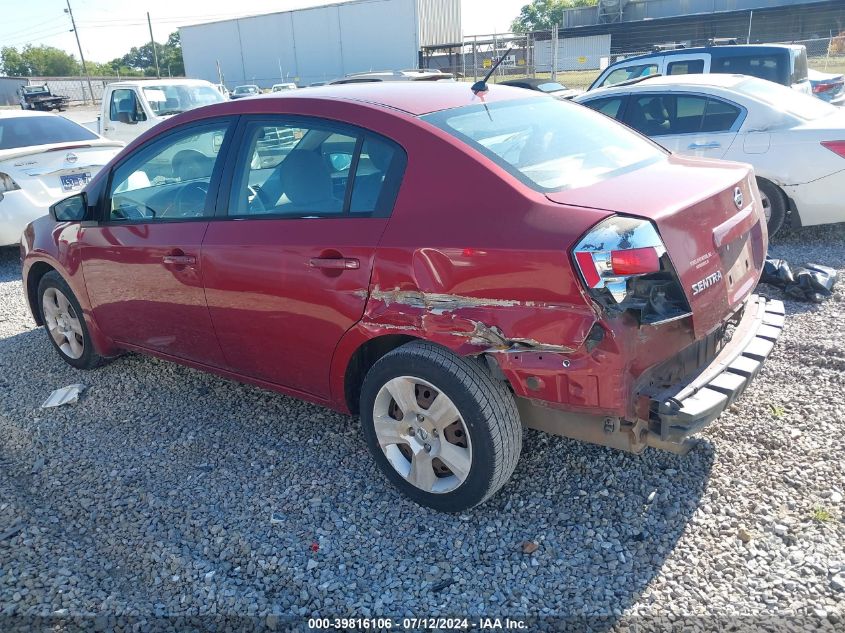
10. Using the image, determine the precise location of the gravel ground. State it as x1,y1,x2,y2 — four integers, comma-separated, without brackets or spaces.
0,224,844,632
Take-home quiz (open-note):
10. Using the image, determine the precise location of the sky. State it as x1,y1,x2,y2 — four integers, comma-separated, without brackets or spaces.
2,0,528,63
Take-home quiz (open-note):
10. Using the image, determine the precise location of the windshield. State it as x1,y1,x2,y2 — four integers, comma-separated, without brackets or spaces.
422,98,666,192
537,82,567,93
23,86,49,94
235,86,257,94
736,77,836,120
142,84,224,116
0,115,98,150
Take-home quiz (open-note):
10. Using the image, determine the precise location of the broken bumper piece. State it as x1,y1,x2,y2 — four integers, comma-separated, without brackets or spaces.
652,295,785,446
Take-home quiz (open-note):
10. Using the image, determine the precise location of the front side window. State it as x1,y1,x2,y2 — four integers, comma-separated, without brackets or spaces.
0,115,98,150
423,98,665,192
600,63,659,88
108,122,231,222
110,89,147,123
229,119,405,218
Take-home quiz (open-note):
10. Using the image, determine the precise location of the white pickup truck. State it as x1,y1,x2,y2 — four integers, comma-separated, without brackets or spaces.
97,79,226,143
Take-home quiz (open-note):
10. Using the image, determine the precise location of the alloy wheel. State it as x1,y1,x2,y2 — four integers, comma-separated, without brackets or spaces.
42,287,84,360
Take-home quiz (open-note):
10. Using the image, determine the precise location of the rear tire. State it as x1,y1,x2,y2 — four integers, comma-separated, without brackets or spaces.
756,178,787,238
38,271,106,370
360,341,522,512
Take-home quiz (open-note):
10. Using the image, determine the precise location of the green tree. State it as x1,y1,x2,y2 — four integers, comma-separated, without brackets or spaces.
111,31,184,77
511,0,598,33
1,46,27,76
0,45,79,76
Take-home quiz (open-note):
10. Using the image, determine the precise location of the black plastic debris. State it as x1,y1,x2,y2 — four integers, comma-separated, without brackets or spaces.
760,257,837,303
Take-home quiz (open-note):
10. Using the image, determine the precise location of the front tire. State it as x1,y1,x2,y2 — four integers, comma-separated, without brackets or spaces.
38,271,106,370
360,341,522,512
757,178,787,238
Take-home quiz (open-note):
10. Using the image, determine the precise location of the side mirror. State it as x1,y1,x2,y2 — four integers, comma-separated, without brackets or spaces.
50,193,88,222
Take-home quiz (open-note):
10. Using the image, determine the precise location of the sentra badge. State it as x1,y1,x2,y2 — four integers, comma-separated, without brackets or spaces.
692,271,723,296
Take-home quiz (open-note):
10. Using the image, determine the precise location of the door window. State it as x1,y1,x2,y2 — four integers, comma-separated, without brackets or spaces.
701,98,742,132
599,63,659,88
109,89,146,123
667,59,705,75
581,97,626,120
108,122,231,222
625,94,709,136
229,119,405,218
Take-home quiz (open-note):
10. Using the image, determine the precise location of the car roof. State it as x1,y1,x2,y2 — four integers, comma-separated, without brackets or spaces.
582,73,750,97
255,81,539,115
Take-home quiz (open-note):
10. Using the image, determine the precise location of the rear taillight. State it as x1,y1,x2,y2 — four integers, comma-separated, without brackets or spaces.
0,172,21,196
573,216,690,325
813,82,841,94
821,141,845,159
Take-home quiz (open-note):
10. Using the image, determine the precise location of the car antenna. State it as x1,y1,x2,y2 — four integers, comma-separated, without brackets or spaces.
472,47,514,96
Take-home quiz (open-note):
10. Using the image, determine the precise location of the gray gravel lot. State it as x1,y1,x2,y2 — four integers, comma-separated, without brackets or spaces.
0,224,844,631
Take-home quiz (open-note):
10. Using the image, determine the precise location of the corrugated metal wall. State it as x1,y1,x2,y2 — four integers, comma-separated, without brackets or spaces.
417,0,461,47
180,0,434,88
535,34,612,71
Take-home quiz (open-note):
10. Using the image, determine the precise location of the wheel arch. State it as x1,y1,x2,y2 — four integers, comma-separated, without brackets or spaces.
26,260,57,326
341,333,420,415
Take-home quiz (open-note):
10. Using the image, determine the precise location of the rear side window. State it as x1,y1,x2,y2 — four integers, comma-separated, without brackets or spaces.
702,98,742,133
0,115,98,150
423,98,665,193
712,54,786,85
667,59,705,75
228,119,406,219
600,63,659,88
582,97,626,120
624,94,740,136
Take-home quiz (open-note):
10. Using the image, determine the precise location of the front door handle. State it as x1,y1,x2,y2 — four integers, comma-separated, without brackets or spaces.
163,254,196,266
688,141,721,150
309,257,360,270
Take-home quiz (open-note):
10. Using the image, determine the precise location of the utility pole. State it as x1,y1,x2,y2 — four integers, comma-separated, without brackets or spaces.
147,12,161,79
65,0,94,105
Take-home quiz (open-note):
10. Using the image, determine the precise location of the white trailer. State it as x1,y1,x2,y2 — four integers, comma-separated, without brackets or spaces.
179,0,461,88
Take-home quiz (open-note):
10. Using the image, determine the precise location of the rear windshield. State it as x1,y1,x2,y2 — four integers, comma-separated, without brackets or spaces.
0,115,98,150
421,98,665,192
736,77,836,120
537,82,567,93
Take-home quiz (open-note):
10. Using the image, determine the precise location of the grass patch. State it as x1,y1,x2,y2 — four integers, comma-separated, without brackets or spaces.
812,506,834,523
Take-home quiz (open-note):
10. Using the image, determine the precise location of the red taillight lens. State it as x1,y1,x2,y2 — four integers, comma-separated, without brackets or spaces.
821,141,845,158
610,247,660,276
813,82,840,94
575,251,601,287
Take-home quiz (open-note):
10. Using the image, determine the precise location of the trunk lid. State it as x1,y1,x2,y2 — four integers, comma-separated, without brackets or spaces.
549,155,767,337
0,143,122,202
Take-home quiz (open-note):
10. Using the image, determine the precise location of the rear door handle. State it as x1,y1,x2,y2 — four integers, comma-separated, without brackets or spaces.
163,254,196,265
309,257,360,270
688,141,721,150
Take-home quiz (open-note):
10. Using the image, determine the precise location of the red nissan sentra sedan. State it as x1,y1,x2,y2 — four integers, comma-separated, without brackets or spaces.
21,83,784,511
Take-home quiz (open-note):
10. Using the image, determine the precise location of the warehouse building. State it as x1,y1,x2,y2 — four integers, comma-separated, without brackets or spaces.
179,0,461,88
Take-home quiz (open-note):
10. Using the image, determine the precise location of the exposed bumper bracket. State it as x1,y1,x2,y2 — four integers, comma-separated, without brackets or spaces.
652,295,785,444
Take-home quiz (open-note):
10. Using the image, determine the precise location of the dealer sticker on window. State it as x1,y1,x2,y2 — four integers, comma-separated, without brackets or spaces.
60,172,91,192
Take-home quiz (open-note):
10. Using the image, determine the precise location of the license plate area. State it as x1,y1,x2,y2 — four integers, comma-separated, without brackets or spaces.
60,172,91,192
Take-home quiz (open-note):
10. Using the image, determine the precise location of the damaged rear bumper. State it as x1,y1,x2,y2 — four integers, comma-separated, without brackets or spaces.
515,294,784,454
650,294,785,447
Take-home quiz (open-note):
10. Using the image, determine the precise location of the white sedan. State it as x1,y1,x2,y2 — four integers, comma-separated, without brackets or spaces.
575,74,845,235
0,111,123,246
